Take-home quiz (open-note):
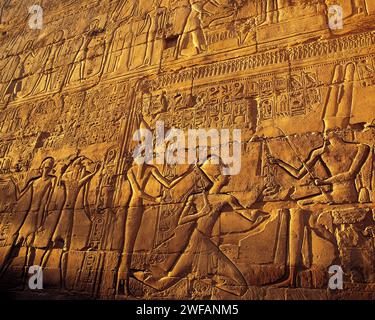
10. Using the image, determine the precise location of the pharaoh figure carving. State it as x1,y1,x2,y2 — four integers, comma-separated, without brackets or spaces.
0,0,374,301
133,156,269,296
117,121,194,296
270,63,370,206
269,63,371,287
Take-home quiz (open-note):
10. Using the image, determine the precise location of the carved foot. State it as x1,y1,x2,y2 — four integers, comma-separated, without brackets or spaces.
271,277,296,288
133,271,146,282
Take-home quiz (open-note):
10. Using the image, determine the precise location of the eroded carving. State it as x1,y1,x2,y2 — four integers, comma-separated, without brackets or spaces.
0,0,374,301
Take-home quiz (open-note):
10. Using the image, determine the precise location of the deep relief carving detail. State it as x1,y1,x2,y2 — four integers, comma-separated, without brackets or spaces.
0,0,374,300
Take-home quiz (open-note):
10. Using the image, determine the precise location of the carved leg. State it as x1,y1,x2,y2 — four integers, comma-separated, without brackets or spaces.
133,271,181,291
59,247,72,291
40,247,52,268
79,60,85,82
273,208,305,287
117,206,143,296
22,245,35,288
134,250,194,291
215,248,248,296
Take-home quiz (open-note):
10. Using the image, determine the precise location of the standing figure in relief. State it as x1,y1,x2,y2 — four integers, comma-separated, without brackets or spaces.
175,0,221,57
111,0,138,23
0,158,56,278
65,20,100,84
143,0,167,66
351,0,369,15
51,157,100,251
117,124,194,296
29,30,65,95
134,156,269,296
48,157,100,288
5,40,35,99
258,0,290,25
107,0,138,72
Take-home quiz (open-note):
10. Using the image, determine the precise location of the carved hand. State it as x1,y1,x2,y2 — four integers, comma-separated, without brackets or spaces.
267,156,280,165
94,162,101,173
314,178,325,186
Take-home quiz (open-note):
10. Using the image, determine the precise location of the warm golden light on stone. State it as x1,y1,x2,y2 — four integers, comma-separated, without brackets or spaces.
0,0,374,300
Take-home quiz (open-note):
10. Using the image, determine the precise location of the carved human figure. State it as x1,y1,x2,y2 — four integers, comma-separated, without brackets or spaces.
111,0,138,23
96,149,118,250
351,0,369,15
14,158,56,246
5,40,35,99
268,63,370,287
108,23,134,73
51,156,100,251
143,0,167,66
107,1,139,73
29,30,65,95
274,129,369,205
0,158,56,277
133,156,269,296
0,42,20,99
41,156,100,288
258,0,290,25
259,0,278,24
65,20,100,84
117,148,193,296
176,1,220,57
270,64,370,206
0,0,11,25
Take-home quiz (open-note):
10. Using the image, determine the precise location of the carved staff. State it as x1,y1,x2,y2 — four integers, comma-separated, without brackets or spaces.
113,78,148,207
274,126,332,203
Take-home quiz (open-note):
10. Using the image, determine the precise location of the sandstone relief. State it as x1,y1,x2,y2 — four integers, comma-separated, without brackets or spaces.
0,0,374,300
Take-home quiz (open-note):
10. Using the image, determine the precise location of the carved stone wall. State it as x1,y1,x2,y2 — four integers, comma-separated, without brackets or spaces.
0,0,374,300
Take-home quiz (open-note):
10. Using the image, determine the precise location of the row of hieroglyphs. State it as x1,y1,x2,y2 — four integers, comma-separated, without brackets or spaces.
0,50,375,176
0,1,375,106
138,69,322,131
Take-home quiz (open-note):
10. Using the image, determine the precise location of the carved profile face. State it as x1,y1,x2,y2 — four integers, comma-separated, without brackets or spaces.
153,0,162,9
53,30,64,43
200,156,230,188
67,157,87,178
88,19,100,32
81,157,94,172
39,157,55,175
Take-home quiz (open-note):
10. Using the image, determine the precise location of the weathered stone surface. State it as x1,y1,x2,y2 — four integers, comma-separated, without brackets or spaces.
0,0,374,300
